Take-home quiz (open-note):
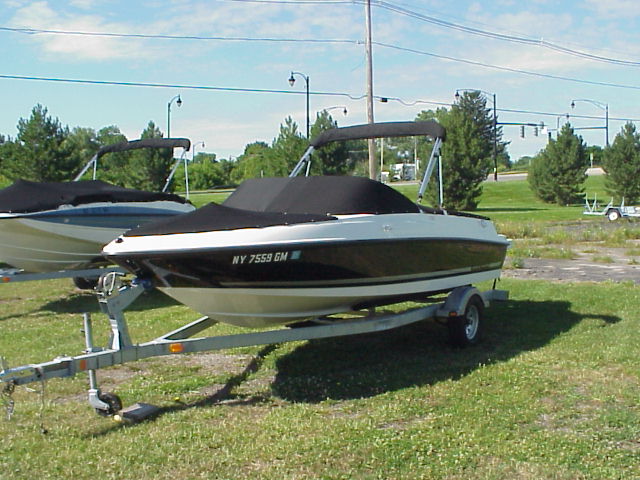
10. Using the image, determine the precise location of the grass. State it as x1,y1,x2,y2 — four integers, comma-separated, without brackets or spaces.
1,175,639,479
0,278,639,479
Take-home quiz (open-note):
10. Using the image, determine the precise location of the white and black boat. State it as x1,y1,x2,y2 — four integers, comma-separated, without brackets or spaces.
103,121,509,328
0,138,195,273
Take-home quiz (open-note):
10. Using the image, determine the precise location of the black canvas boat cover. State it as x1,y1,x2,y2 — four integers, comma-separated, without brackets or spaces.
0,179,189,214
125,202,336,236
223,176,420,215
124,176,418,237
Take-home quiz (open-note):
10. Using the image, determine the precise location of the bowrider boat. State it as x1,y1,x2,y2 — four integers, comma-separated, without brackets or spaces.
103,121,509,328
0,138,195,273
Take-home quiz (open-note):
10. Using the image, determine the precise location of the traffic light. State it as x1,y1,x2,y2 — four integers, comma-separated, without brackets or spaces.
534,126,539,136
520,125,525,138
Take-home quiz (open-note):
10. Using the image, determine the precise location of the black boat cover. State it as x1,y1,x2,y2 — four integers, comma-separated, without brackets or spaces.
124,176,419,237
0,179,189,214
125,202,336,236
223,176,420,215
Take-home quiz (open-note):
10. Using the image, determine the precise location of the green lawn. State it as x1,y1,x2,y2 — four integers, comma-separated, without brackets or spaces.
1,174,638,479
0,278,638,479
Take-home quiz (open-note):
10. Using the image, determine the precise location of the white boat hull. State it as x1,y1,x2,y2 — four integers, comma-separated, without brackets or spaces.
158,268,504,328
0,201,194,273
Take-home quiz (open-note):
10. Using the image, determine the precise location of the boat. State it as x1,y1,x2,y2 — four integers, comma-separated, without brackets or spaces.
103,121,509,328
0,138,195,274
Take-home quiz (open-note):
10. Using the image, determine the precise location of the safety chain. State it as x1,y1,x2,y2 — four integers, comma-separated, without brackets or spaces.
1,381,15,421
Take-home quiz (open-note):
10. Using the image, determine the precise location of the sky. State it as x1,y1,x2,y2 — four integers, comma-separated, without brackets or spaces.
2,0,640,165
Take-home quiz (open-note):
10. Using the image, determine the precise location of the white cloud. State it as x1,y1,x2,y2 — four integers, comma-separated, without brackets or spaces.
8,1,150,60
584,0,640,18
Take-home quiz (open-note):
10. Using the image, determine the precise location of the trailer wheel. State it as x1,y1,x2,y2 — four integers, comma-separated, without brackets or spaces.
607,209,621,222
95,392,122,417
447,295,484,347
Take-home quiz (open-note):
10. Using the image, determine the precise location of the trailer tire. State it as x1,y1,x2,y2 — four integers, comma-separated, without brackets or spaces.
447,295,483,347
95,392,122,417
607,209,621,222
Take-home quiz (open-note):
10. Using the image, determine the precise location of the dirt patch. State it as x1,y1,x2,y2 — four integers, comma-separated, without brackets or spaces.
503,246,640,284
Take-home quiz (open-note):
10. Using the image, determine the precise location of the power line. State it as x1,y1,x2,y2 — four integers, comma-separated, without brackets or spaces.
4,25,640,92
375,42,640,92
2,72,639,123
373,0,640,67
0,26,358,45
215,0,640,67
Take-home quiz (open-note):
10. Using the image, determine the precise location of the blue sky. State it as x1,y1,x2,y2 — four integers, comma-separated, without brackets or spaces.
2,0,640,164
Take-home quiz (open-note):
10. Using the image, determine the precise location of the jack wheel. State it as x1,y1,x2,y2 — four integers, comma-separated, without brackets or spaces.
95,392,122,417
447,295,484,347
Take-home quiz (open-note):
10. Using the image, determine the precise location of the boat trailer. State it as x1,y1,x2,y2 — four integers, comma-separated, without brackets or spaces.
1,272,508,419
583,194,640,221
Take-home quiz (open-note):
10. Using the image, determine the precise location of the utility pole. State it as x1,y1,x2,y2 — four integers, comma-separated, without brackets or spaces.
364,0,377,180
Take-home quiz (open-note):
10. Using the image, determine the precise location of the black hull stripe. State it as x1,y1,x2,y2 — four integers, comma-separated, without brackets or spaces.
217,263,504,289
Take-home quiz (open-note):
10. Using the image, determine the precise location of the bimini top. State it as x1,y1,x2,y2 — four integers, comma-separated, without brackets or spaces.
224,176,420,215
0,179,190,214
124,176,420,237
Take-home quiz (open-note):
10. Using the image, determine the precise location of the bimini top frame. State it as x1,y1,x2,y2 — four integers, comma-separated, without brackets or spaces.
289,120,446,205
73,137,192,196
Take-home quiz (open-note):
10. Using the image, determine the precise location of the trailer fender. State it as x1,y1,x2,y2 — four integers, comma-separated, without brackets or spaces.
436,286,484,319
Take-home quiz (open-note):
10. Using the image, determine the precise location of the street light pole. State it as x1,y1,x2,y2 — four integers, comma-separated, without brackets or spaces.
167,94,182,138
570,98,609,147
455,89,498,180
192,141,205,162
288,72,310,138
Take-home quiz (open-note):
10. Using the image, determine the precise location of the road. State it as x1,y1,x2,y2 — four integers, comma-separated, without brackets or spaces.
486,167,604,182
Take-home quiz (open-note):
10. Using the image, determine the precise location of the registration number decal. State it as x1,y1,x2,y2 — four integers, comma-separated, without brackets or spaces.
232,250,301,265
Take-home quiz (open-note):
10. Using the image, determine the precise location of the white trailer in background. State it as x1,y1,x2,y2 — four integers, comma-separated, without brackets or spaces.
583,195,640,221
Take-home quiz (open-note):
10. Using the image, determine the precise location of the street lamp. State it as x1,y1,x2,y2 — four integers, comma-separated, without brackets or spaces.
192,141,205,162
570,98,609,147
455,89,498,181
288,71,310,138
167,94,182,138
321,106,348,116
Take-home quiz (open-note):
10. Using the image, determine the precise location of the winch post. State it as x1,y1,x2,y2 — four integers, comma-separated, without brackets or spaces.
95,273,145,350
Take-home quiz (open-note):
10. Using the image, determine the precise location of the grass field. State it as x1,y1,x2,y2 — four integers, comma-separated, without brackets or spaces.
1,176,639,479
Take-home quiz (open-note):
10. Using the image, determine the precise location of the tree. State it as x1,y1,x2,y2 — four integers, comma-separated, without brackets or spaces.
528,123,588,205
272,116,307,173
308,111,352,175
603,123,640,203
231,142,286,183
2,105,75,181
64,127,100,178
93,126,129,184
127,121,174,191
415,91,504,210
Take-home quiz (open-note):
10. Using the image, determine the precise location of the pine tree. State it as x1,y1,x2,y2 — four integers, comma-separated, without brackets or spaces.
528,123,588,205
309,111,351,175
2,105,75,182
603,123,640,203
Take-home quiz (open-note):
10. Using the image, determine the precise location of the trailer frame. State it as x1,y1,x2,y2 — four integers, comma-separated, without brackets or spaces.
1,271,507,417
584,194,640,221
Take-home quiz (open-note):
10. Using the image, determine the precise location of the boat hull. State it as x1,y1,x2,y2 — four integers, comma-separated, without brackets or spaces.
0,202,194,272
105,213,509,327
